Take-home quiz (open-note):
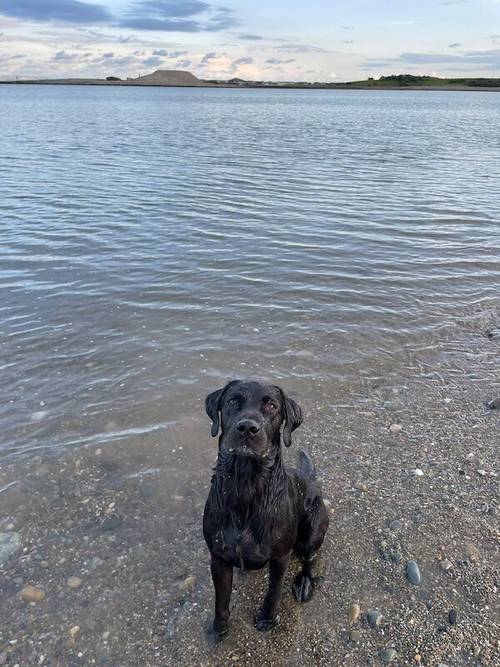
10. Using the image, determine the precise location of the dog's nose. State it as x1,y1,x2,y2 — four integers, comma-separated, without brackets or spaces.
236,419,260,437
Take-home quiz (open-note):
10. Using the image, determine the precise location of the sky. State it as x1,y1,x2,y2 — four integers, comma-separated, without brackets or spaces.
1,0,500,82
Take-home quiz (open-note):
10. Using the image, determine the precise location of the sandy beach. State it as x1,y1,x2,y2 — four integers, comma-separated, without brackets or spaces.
1,317,498,666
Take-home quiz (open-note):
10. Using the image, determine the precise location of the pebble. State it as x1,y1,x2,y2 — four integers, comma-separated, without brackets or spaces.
69,626,80,638
487,397,500,409
349,603,361,623
0,531,21,566
389,519,402,531
406,560,421,585
411,468,424,477
389,424,402,434
448,609,458,625
477,469,487,477
414,655,421,663
367,608,382,627
100,516,122,531
390,551,403,564
355,482,368,492
67,576,82,589
20,585,46,603
440,559,453,572
349,629,361,643
486,327,500,340
464,543,480,563
179,575,196,592
139,482,156,498
381,648,397,664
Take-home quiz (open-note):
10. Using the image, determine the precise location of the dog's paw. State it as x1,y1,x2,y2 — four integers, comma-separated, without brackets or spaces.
255,610,279,632
207,619,229,644
293,573,314,603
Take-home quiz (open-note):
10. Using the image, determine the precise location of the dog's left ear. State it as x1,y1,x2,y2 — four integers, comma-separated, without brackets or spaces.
205,381,236,437
276,387,303,447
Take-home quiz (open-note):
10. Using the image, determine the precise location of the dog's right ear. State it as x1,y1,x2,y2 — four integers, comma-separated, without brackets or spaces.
205,382,236,437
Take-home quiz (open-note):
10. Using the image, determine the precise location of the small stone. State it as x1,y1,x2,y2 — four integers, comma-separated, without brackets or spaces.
389,424,402,434
389,519,402,531
448,609,458,625
406,560,421,585
0,531,21,566
366,608,382,627
20,585,45,602
40,560,49,568
477,469,487,477
349,603,361,623
486,327,500,340
473,646,481,657
349,629,361,643
414,655,421,663
139,482,156,498
411,468,424,477
69,626,80,638
355,482,368,492
381,648,397,664
440,559,453,572
487,397,500,409
100,516,122,531
390,551,403,564
67,576,82,589
464,544,480,563
179,575,196,592
488,505,497,516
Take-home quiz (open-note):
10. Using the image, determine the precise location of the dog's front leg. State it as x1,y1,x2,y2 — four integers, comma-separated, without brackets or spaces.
255,552,291,631
210,555,233,637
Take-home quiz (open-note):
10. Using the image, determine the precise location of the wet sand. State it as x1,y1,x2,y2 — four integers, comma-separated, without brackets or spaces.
0,323,499,666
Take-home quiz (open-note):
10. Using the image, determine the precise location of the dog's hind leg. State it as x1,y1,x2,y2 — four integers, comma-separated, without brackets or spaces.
293,494,329,603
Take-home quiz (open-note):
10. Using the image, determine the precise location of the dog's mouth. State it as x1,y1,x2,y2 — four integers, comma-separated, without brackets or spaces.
223,440,271,459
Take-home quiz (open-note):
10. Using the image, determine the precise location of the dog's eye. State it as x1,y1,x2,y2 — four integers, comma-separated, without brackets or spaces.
227,398,238,408
263,398,277,411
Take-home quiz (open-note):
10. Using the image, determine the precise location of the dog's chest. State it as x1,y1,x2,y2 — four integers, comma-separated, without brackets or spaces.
214,522,272,570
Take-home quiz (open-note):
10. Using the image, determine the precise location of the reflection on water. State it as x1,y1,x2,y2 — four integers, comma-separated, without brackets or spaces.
1,85,500,460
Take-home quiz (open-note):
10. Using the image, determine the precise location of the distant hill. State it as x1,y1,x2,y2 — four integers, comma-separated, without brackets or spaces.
132,70,206,86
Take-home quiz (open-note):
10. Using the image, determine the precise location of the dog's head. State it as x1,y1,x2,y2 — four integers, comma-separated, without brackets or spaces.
205,380,303,458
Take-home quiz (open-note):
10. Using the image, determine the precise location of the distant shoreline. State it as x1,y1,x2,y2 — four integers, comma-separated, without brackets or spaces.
2,80,500,92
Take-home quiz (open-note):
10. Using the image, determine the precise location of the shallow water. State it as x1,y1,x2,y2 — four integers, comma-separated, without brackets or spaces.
1,85,500,461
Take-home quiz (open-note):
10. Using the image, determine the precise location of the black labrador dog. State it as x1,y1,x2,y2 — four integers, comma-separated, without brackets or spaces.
203,380,329,638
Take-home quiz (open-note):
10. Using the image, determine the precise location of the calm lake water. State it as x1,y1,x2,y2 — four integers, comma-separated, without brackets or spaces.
1,85,499,461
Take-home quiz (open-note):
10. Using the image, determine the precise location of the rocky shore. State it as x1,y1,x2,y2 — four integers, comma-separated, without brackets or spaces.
0,322,499,666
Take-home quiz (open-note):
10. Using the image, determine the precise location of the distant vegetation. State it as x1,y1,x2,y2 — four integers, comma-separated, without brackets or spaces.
342,74,500,88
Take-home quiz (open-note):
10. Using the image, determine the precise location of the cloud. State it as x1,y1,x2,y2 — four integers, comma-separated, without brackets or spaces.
141,55,164,67
201,51,217,63
363,48,500,71
449,43,461,48
1,0,111,24
169,50,188,57
52,50,81,62
277,43,328,54
176,59,192,68
238,33,262,41
265,57,296,64
233,56,253,65
120,1,236,32
0,0,237,33
152,48,168,56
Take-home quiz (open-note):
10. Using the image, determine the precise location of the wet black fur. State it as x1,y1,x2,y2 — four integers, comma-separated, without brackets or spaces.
203,380,329,637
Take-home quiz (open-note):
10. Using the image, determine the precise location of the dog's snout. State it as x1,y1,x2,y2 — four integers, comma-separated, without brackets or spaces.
236,419,260,437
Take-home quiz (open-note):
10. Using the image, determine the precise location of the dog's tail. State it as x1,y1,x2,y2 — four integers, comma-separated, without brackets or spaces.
297,448,317,480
